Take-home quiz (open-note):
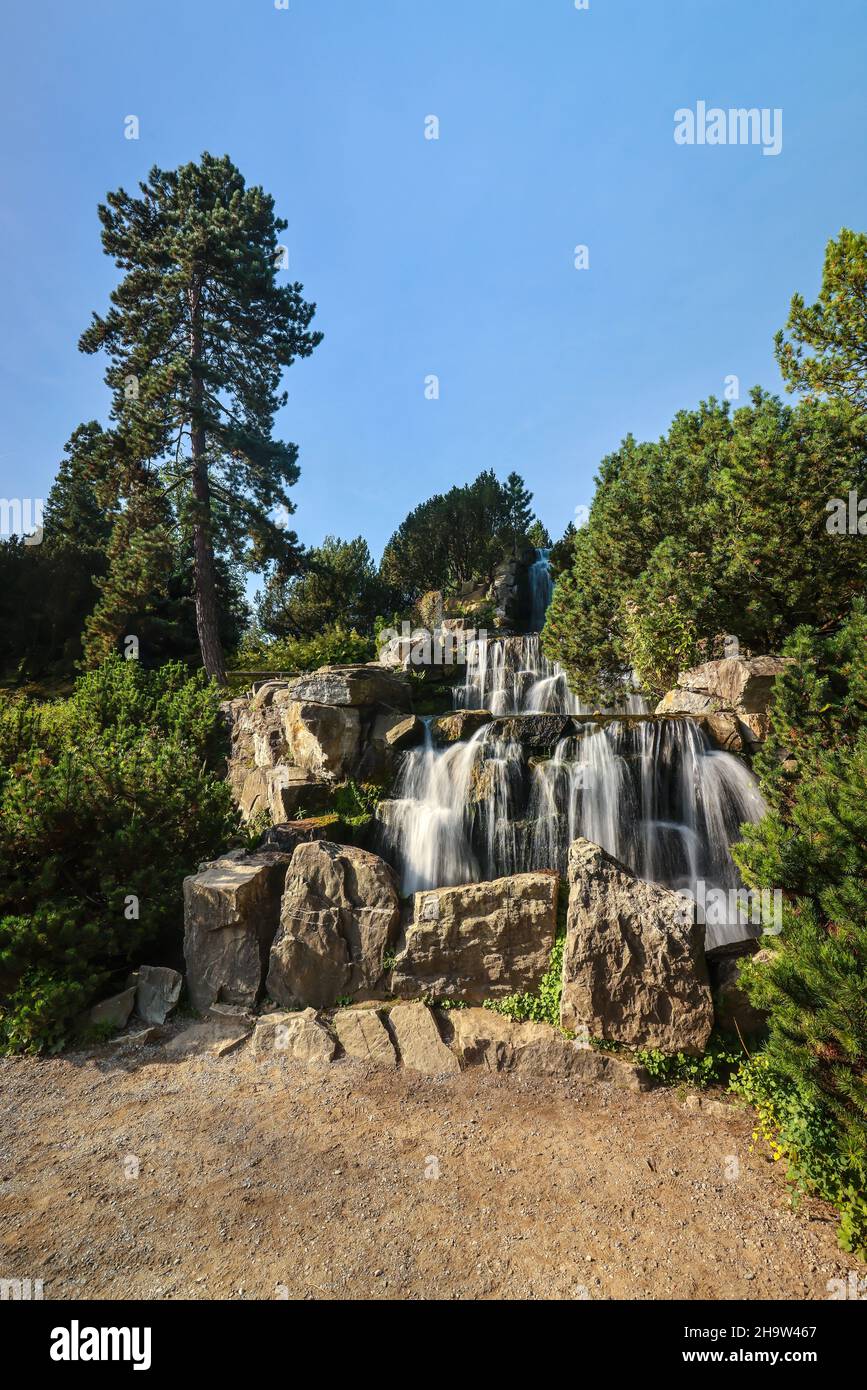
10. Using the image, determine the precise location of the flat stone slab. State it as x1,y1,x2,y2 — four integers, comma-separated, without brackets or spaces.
252,1009,337,1066
332,1007,397,1066
286,666,412,711
387,1002,460,1075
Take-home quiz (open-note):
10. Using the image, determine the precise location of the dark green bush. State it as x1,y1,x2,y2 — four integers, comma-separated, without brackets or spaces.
231,623,374,672
732,604,867,1257
0,656,238,1052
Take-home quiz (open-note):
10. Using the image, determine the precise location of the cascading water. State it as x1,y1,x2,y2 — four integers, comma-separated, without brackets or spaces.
454,633,646,717
377,548,767,948
527,547,554,631
378,714,767,949
455,633,590,715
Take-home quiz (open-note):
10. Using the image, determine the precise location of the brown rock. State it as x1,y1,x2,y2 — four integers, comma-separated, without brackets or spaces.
333,1007,397,1065
265,765,334,820
561,838,714,1053
282,701,362,781
252,1008,336,1066
183,850,290,1013
391,872,559,1004
442,1008,649,1088
431,710,493,744
266,841,400,1010
387,1002,460,1074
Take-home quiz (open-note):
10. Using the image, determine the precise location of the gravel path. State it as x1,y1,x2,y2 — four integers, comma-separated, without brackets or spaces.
0,1037,857,1301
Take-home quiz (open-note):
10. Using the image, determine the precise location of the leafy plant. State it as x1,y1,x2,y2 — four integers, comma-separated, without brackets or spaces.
485,932,566,1028
231,623,374,673
0,656,238,1052
730,1053,867,1258
632,1036,743,1089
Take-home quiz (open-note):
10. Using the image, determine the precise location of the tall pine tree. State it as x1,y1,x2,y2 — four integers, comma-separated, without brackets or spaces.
79,153,322,682
500,471,535,555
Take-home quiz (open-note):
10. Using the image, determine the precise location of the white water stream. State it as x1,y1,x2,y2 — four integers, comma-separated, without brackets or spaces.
377,552,767,948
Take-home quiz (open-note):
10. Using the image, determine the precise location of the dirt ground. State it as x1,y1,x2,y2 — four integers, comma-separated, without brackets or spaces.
0,1033,858,1302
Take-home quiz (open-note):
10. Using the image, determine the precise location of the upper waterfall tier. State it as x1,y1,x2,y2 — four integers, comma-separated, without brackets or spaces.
527,547,554,631
454,634,647,717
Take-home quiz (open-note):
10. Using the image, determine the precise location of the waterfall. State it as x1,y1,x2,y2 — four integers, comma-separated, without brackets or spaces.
376,722,485,896
377,715,767,949
527,547,554,630
377,590,767,949
455,633,645,717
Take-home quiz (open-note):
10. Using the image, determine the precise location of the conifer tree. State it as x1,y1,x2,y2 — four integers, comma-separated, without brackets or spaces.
79,153,322,682
775,228,867,412
501,471,535,554
735,605,867,1165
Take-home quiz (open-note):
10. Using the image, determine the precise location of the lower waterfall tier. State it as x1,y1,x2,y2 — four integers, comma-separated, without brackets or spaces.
376,715,767,950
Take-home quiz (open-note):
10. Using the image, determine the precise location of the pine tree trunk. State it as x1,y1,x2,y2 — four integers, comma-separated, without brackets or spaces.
191,441,227,685
189,287,227,685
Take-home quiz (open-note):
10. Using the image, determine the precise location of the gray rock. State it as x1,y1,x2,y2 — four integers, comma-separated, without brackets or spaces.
183,850,290,1013
486,713,574,752
286,665,412,711
392,872,559,1004
266,841,400,1010
561,838,714,1054
135,965,182,1025
87,988,136,1032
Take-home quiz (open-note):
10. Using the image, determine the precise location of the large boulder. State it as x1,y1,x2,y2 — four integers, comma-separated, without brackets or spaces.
183,850,290,1012
283,701,361,781
391,872,559,1004
656,655,791,753
442,1008,649,1088
387,1002,460,1074
486,713,574,753
560,838,714,1053
286,665,412,711
266,841,400,1010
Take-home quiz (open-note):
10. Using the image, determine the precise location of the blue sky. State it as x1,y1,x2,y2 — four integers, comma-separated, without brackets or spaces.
2,0,866,570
